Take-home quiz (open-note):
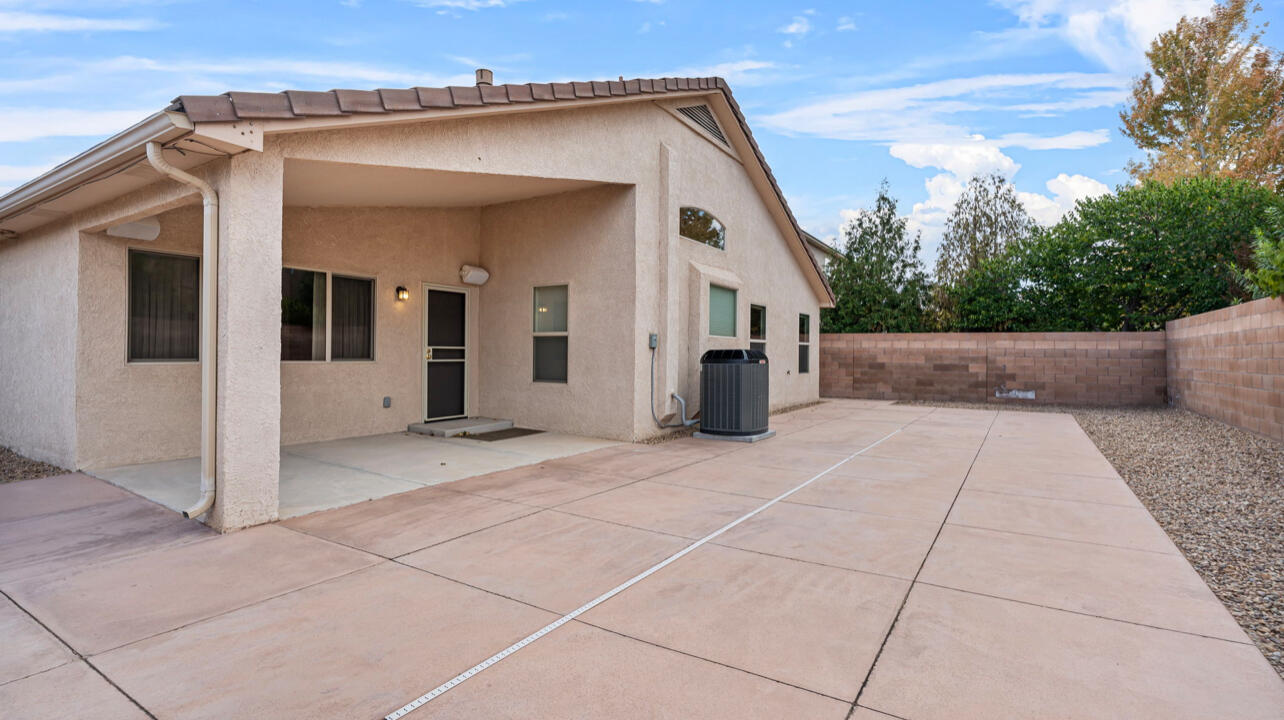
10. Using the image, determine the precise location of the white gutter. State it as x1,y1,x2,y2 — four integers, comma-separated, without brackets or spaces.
0,112,189,228
145,142,218,519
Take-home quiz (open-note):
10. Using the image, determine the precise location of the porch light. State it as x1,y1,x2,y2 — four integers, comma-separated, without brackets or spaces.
395,286,409,302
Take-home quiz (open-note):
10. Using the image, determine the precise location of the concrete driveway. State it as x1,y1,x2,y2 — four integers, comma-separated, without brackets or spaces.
2,400,1281,719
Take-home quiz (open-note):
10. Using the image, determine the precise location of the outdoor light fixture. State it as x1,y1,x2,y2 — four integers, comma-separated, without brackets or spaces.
395,286,409,302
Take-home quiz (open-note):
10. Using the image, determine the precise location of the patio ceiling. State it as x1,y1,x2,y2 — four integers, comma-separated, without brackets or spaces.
286,158,610,208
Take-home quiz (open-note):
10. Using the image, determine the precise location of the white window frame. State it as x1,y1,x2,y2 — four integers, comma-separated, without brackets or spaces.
281,265,376,364
532,284,569,383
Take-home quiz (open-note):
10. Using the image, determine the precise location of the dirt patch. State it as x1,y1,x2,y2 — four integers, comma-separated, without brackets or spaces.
901,400,1284,676
1,446,68,484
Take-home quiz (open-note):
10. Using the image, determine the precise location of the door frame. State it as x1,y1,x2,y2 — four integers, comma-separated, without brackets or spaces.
421,281,476,422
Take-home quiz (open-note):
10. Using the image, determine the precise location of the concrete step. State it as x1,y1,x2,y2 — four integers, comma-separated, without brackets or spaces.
407,417,514,438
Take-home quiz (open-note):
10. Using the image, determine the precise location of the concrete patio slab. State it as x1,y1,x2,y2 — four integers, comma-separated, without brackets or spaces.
948,489,1177,554
583,544,908,700
826,452,973,484
0,472,132,524
646,456,816,499
557,480,764,538
0,594,73,685
861,583,1284,720
401,511,689,613
920,524,1249,642
6,525,379,655
421,620,850,718
282,485,536,557
0,493,211,585
719,441,851,473
716,501,941,579
0,661,149,720
962,464,1143,507
786,473,962,521
93,563,557,720
546,445,702,480
444,462,633,507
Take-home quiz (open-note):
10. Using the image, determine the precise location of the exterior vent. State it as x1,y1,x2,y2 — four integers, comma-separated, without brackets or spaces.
676,104,728,146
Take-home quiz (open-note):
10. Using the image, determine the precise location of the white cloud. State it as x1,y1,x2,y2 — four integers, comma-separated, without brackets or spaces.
836,16,856,32
779,16,811,36
94,55,473,87
994,129,1110,150
0,108,154,142
0,11,160,31
411,0,521,9
994,0,1213,72
661,60,781,87
1017,172,1111,225
891,141,1020,180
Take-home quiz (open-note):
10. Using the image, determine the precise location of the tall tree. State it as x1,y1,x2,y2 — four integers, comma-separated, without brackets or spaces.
933,172,1035,289
822,180,931,333
1120,0,1284,189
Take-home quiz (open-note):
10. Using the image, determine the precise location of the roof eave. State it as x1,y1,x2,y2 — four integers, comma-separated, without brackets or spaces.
0,111,190,230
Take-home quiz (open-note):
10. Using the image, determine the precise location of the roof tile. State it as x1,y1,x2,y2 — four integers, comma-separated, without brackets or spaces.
449,86,484,106
551,83,575,100
530,83,556,101
416,86,454,109
624,79,641,94
285,90,345,116
608,80,627,96
225,92,295,119
334,89,386,113
590,80,611,97
479,84,510,104
571,81,594,98
505,84,534,102
377,88,421,110
176,95,238,122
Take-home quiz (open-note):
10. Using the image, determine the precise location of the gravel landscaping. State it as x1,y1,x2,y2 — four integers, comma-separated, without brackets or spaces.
904,401,1284,676
0,446,67,484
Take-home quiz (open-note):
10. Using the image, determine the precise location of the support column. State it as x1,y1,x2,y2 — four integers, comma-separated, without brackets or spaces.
210,149,282,530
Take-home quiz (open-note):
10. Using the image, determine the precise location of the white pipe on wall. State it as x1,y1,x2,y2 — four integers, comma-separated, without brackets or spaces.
145,142,218,520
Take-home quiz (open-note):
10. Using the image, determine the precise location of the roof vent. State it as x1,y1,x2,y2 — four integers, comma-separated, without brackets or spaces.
676,104,728,146
475,68,494,86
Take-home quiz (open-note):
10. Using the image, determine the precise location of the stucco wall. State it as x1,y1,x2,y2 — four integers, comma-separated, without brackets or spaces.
0,225,79,466
478,184,636,439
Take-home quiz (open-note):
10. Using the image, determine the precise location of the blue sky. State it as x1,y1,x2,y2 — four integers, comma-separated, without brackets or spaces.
3,0,1281,263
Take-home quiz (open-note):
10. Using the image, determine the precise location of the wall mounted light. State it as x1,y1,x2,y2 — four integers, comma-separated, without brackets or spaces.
395,286,409,302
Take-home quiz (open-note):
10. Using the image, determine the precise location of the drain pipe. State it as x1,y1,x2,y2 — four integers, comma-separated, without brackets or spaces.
649,340,698,429
146,142,217,519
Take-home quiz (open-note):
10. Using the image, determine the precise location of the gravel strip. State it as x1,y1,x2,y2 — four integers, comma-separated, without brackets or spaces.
1,446,67,484
902,401,1284,676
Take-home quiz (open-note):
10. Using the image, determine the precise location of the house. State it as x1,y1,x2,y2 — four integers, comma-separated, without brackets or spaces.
0,71,834,530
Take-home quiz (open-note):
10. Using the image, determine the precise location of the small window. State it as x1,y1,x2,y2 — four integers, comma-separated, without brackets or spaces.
750,304,766,354
680,207,725,250
709,285,736,337
798,313,811,374
533,285,568,383
129,250,199,362
332,275,374,360
281,269,326,361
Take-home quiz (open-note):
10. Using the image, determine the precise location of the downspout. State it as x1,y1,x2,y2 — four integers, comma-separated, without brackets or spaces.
145,142,218,519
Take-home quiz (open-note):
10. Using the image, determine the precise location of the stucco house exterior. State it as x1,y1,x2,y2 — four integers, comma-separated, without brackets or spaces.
0,71,833,530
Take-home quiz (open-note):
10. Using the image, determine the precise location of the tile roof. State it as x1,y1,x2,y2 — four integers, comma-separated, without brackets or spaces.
166,75,834,304
168,77,725,122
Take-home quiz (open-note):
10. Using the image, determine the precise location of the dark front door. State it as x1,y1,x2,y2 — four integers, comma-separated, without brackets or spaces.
424,287,467,421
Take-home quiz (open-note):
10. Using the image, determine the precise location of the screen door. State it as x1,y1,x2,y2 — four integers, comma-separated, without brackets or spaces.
424,287,467,421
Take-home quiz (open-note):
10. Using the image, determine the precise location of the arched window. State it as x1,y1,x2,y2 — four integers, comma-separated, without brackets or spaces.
679,207,725,250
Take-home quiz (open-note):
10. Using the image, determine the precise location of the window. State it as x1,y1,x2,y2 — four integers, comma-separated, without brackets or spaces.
281,269,326,361
798,313,811,374
709,285,736,337
533,285,568,383
750,304,767,354
280,269,374,362
129,250,199,362
679,207,725,250
332,275,374,360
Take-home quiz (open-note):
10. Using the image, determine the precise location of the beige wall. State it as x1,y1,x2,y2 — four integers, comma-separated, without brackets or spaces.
478,185,637,439
0,224,79,466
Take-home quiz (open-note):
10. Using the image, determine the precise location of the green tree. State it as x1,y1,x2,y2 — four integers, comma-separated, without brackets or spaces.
941,243,1034,332
1034,177,1284,330
1121,0,1284,190
1236,206,1284,297
822,180,931,333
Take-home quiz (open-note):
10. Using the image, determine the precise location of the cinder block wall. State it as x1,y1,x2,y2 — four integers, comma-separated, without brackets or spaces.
819,332,1167,407
1166,297,1284,442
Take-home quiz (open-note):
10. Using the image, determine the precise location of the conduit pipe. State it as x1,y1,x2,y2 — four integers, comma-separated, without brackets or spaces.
145,142,218,519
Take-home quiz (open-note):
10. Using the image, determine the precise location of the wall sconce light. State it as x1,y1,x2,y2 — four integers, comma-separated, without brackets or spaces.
395,286,409,302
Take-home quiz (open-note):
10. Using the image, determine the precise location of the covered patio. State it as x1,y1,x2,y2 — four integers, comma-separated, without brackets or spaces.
2,400,1279,719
